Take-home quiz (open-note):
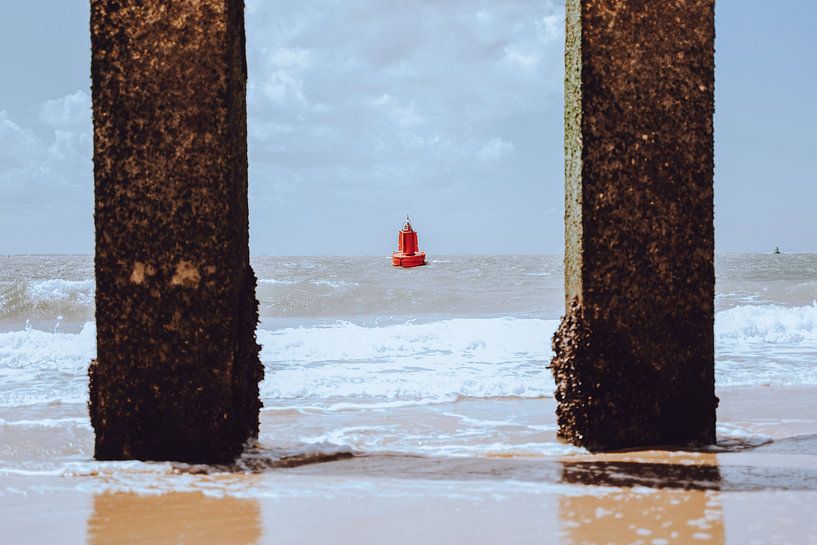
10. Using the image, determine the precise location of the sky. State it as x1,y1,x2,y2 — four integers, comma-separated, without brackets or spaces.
0,0,815,255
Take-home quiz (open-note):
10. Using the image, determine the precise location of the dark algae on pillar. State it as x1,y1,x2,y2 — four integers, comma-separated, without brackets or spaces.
89,0,263,463
551,0,717,451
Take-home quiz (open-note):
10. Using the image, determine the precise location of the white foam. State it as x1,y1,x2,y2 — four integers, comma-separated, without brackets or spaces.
2,306,817,411
0,322,96,369
280,414,571,459
257,318,557,406
0,416,91,429
715,305,817,386
716,303,817,344
0,317,556,409
258,278,297,285
258,317,552,364
0,278,95,321
0,458,584,499
27,279,95,304
309,279,358,289
0,322,96,407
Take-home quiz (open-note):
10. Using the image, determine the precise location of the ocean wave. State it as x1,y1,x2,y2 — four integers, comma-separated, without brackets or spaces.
2,306,817,410
257,278,360,289
257,317,556,406
27,279,94,303
308,279,358,289
0,318,555,408
714,304,817,386
0,322,96,371
715,303,817,344
257,278,297,285
0,322,96,407
258,317,552,364
0,279,95,322
0,416,91,429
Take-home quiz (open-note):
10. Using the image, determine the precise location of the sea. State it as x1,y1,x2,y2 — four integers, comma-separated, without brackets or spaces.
1,254,817,496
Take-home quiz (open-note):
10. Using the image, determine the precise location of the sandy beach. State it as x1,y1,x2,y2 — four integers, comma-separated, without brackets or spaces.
4,386,817,544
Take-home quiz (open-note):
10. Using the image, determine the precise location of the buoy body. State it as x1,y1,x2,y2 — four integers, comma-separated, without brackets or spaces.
392,217,426,268
392,251,426,268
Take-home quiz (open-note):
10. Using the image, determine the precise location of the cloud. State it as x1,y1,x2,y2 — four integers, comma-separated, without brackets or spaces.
0,111,41,169
369,93,424,127
0,92,92,211
536,11,563,44
245,1,562,178
240,0,566,252
37,90,91,129
1,3,565,254
503,46,540,72
477,137,515,162
254,47,312,107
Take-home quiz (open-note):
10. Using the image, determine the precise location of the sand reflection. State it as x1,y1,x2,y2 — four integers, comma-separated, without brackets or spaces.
559,452,724,545
88,492,261,545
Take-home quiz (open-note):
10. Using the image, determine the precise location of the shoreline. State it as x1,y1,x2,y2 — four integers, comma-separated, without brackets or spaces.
4,385,817,543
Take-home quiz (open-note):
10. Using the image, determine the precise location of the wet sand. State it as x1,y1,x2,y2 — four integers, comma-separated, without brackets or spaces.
6,475,817,544
4,386,817,544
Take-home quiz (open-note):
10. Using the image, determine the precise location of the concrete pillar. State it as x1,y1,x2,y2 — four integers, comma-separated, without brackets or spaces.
89,0,262,463
551,0,717,450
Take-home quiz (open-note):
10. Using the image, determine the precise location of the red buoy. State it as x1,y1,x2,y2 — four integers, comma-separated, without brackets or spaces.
392,215,426,268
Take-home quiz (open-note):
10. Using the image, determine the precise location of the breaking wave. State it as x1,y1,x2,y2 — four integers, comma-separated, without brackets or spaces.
0,322,96,407
2,305,817,408
257,317,551,364
256,317,557,407
0,279,95,323
715,303,817,344
0,317,556,409
715,304,817,386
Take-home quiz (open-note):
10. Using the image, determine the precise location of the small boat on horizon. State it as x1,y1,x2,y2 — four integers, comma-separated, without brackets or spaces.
392,215,426,268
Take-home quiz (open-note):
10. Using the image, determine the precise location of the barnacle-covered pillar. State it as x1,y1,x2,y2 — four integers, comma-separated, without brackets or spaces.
89,0,263,463
552,0,717,450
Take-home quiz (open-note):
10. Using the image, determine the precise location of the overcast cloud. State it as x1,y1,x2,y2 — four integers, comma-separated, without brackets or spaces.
0,1,815,254
244,0,564,254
